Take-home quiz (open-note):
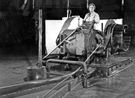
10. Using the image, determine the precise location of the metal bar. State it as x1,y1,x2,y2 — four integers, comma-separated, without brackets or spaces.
85,44,101,63
42,76,71,98
101,23,103,33
48,77,80,98
0,76,68,96
68,82,71,92
49,81,72,98
67,0,69,9
86,0,89,8
42,67,81,98
46,59,88,88
44,16,47,55
67,0,70,18
46,59,87,74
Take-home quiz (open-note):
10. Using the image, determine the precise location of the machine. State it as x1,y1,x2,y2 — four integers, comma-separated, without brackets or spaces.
0,16,133,98
43,16,132,77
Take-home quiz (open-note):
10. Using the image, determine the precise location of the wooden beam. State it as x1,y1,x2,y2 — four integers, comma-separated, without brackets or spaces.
38,9,43,67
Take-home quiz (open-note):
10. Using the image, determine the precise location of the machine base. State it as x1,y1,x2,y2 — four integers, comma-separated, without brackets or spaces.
89,57,133,77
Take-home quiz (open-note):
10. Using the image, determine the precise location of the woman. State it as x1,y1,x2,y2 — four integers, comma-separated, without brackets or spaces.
83,3,100,29
83,3,101,63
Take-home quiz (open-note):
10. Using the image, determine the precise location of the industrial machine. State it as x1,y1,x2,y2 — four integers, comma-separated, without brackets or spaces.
0,16,133,98
43,17,132,77
40,16,132,90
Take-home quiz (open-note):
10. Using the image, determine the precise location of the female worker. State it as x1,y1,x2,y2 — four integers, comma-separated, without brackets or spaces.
83,3,101,64
83,3,100,29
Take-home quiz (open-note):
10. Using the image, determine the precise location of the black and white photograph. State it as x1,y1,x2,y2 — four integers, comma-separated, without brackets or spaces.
0,0,135,98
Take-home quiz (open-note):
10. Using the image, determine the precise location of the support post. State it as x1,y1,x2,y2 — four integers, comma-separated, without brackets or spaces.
101,23,103,33
26,9,46,81
44,14,47,55
86,0,89,8
67,0,71,18
38,9,43,67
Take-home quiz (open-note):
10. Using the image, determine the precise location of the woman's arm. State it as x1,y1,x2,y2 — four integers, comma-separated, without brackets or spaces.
94,13,100,24
83,13,89,22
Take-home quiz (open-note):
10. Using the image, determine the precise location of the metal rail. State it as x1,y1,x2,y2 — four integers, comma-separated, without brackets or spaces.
46,59,87,73
0,76,71,98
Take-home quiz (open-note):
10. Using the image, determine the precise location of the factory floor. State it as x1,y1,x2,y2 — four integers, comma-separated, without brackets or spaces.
0,45,135,98
0,44,38,87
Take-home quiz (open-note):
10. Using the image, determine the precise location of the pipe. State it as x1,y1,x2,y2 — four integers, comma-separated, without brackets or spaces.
0,76,70,97
42,76,71,98
86,0,89,8
101,23,103,33
67,0,70,18
46,59,87,74
46,59,88,88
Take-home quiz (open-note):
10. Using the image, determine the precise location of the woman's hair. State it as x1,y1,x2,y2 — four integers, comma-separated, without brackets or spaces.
88,3,96,10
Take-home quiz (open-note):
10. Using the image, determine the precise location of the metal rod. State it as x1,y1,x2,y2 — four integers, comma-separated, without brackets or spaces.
67,0,69,18
67,0,69,9
47,59,87,73
42,76,70,98
86,0,89,8
48,80,73,98
85,44,101,63
42,66,81,98
0,76,70,97
44,19,47,54
101,23,103,33
122,0,124,24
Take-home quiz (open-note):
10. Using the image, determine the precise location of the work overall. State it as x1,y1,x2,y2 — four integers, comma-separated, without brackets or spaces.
82,22,97,63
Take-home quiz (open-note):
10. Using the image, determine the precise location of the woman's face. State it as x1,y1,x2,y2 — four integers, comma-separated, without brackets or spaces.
89,5,95,12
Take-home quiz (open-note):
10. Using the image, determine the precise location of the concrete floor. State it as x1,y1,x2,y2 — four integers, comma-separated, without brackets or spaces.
0,46,135,98
80,62,135,98
0,44,38,87
0,56,37,87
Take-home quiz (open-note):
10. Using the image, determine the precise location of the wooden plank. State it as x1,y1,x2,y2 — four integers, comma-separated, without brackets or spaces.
38,9,43,67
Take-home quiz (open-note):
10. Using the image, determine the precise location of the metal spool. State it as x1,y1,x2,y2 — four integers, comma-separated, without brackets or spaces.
104,19,131,54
